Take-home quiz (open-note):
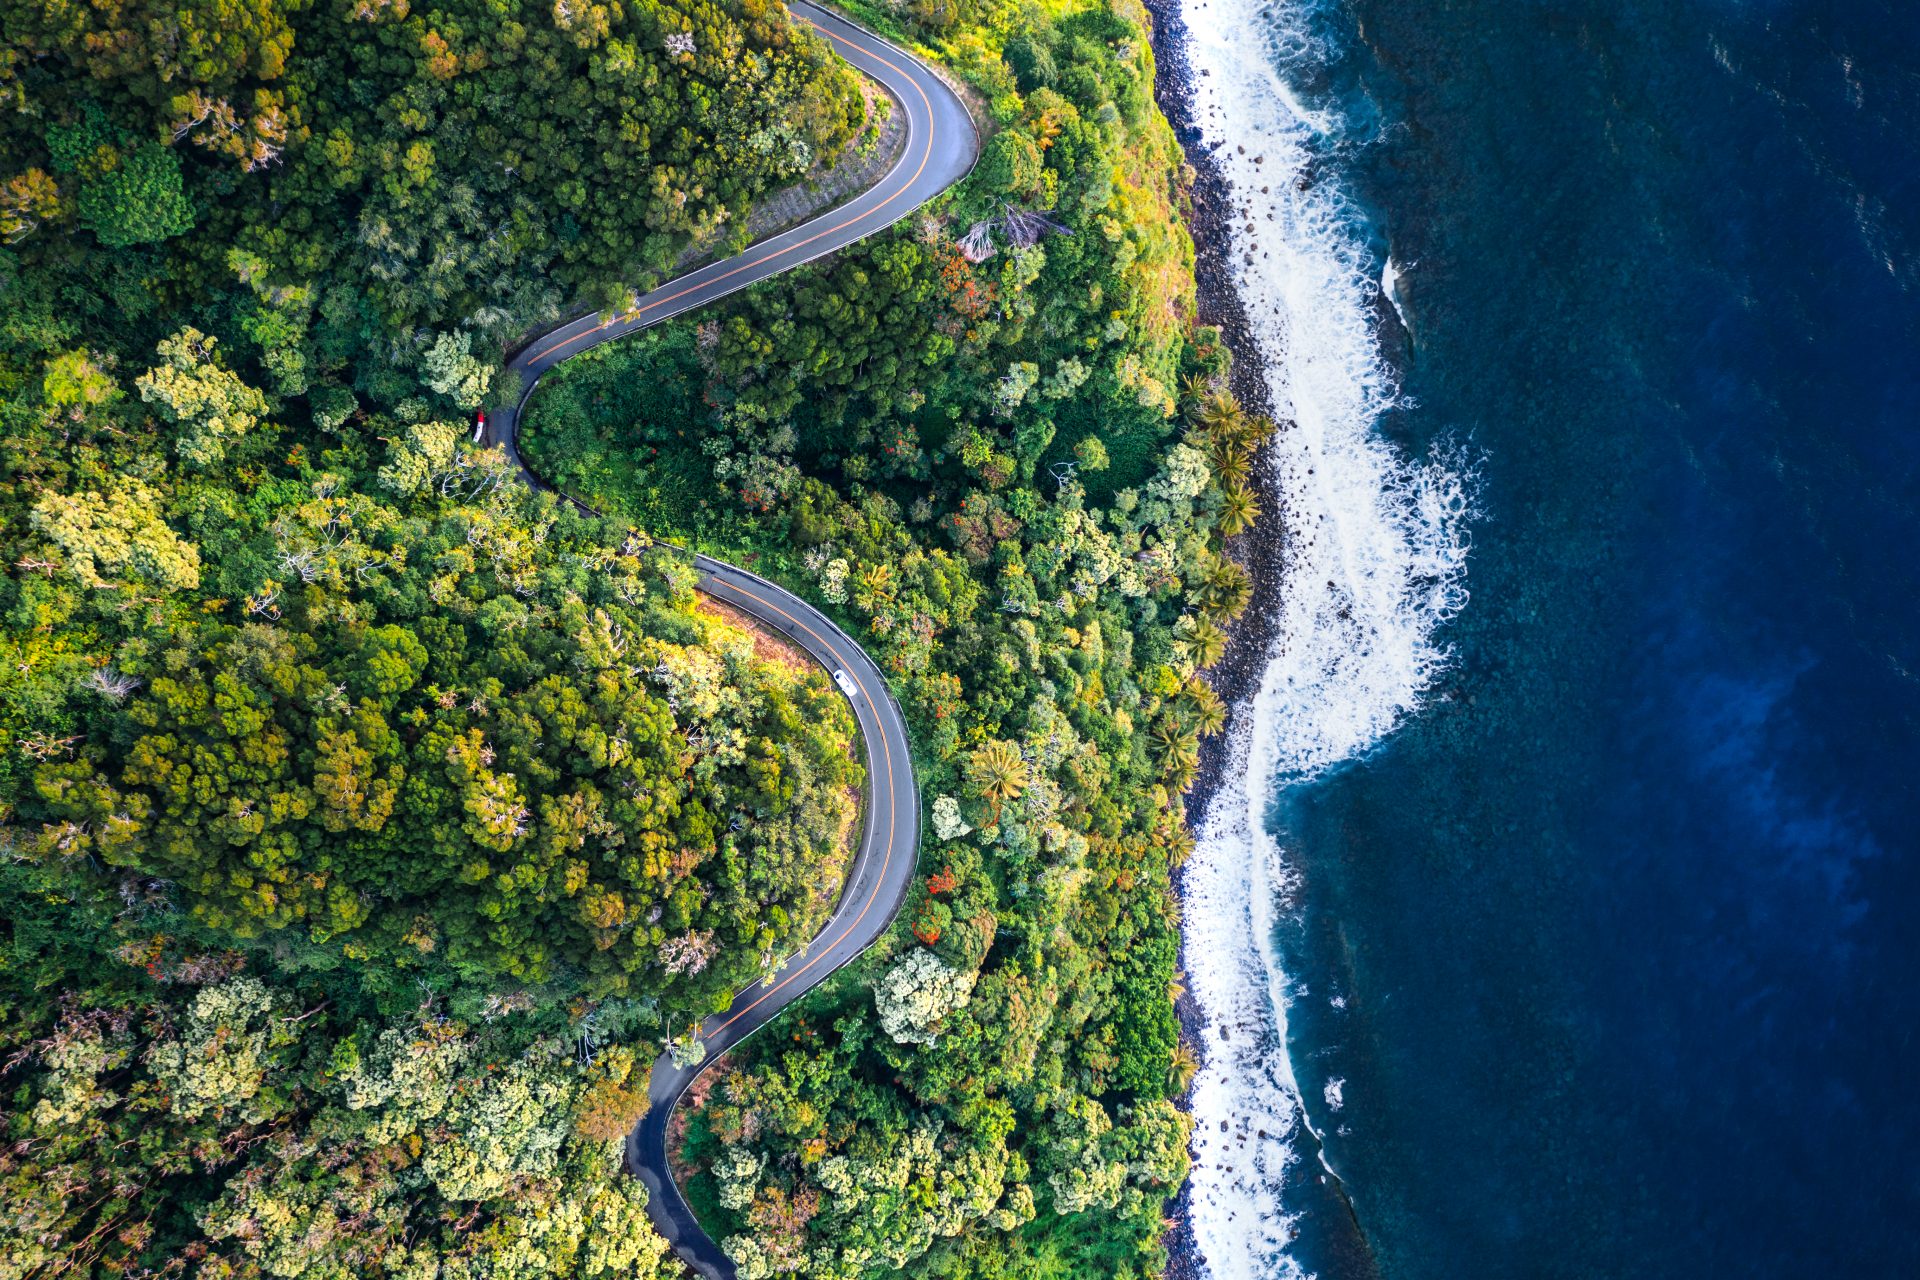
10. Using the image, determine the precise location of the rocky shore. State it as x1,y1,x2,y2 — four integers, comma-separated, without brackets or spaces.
1140,1,1296,1276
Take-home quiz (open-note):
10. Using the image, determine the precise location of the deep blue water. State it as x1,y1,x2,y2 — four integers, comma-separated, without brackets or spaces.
1274,2,1920,1275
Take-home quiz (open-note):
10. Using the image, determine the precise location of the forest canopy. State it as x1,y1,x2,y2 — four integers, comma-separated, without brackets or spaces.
0,0,1265,1275
516,0,1273,1276
2,0,875,1272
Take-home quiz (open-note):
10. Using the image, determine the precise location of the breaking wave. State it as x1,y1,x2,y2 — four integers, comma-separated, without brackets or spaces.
1174,0,1476,1273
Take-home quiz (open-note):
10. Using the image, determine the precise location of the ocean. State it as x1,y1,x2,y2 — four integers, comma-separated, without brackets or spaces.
1173,0,1920,1276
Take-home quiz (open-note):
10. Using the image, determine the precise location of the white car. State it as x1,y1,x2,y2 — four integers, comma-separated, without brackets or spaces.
832,668,859,699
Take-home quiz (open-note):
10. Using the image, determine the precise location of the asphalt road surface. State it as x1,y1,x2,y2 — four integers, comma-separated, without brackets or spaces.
484,0,978,479
629,556,921,1279
478,6,975,1275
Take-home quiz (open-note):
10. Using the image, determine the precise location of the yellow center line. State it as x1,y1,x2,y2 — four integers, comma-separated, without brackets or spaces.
511,11,942,1054
699,572,898,1036
523,21,939,370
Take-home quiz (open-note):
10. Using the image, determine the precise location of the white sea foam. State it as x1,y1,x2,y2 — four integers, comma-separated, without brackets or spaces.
1174,0,1476,1275
1380,256,1411,338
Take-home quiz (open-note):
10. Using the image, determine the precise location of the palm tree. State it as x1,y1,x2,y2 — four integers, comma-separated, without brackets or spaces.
965,739,1029,822
1212,447,1252,487
1181,616,1229,669
1196,389,1243,439
1150,720,1200,790
1246,412,1279,448
1198,392,1274,464
1181,372,1221,408
1182,678,1228,737
1218,481,1261,536
1199,557,1252,621
1168,1042,1200,1093
1159,821,1196,869
853,562,896,611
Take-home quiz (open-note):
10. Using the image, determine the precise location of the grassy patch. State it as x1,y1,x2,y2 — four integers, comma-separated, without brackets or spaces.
676,1109,740,1242
518,326,717,531
1039,395,1171,504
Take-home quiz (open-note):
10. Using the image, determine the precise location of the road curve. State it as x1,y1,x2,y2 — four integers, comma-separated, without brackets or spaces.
630,557,920,1279
483,0,978,475
479,6,974,1276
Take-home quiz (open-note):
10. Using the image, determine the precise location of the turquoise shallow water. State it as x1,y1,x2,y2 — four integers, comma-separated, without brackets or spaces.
1261,1,1920,1275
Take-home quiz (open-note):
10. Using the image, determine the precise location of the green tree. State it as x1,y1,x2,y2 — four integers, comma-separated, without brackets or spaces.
976,131,1044,199
1219,480,1261,535
963,738,1028,822
32,488,860,999
135,327,269,468
29,479,202,590
77,143,194,246
873,947,975,1045
145,976,287,1122
0,167,64,242
1072,434,1110,472
419,331,493,411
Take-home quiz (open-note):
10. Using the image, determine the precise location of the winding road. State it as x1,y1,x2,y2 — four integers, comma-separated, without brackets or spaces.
479,5,976,1276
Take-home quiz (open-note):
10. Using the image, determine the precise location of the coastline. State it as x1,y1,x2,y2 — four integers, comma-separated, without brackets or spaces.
1139,1,1293,1275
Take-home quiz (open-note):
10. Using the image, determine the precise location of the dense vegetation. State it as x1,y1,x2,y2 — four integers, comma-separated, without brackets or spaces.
520,1,1275,1277
1,0,1273,1274
1,0,872,1272
1,900,681,1280
1,0,864,400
